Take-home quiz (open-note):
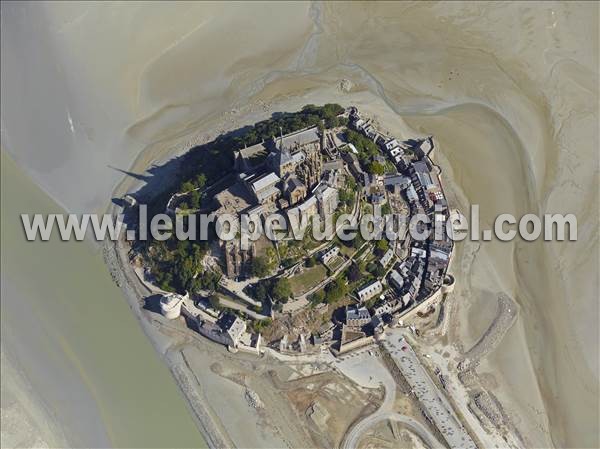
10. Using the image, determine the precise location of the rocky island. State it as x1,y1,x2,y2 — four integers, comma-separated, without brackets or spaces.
102,105,515,449
120,105,456,356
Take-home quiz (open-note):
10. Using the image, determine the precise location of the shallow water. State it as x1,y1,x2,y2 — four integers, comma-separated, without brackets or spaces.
1,152,206,448
1,1,597,448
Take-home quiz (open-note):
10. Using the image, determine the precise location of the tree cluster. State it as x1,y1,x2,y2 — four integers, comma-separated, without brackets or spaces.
252,277,292,304
338,189,355,209
230,103,345,149
375,238,389,256
141,104,349,296
250,256,270,278
148,239,218,294
346,262,362,283
163,104,347,215
324,276,348,303
366,261,386,278
346,129,380,167
367,161,385,175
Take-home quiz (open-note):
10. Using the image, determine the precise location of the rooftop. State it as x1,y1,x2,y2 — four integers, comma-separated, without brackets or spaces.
297,195,317,212
251,172,281,192
316,184,337,200
238,142,267,159
215,182,253,214
286,175,305,191
277,126,320,152
384,174,410,187
346,306,371,321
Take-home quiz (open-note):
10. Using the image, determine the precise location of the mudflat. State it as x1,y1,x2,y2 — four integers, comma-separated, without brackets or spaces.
1,2,597,448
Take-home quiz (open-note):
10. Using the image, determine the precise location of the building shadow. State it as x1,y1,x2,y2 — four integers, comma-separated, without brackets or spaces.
111,110,319,212
108,165,151,182
143,294,162,314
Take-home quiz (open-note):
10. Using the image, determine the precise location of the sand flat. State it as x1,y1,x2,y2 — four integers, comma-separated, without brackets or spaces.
1,2,597,447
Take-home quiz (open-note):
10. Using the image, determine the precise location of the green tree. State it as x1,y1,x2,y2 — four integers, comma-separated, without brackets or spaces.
321,103,344,119
375,239,389,256
325,277,348,303
189,190,201,209
381,202,392,215
301,104,319,115
190,277,202,293
176,256,196,290
282,258,297,269
181,181,195,192
191,244,205,267
346,175,357,190
271,278,292,303
352,233,364,249
346,263,361,283
346,130,379,158
254,282,269,302
174,240,190,259
339,189,355,209
306,256,316,267
209,294,222,310
195,270,219,292
251,256,270,278
157,272,174,292
252,318,272,333
194,173,207,189
325,116,339,129
368,161,385,175
310,290,326,305
366,262,378,274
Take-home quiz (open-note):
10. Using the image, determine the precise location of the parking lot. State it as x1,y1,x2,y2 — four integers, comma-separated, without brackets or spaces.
383,332,477,449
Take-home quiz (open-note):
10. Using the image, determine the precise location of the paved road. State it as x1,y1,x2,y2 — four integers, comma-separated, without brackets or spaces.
383,332,477,449
337,347,444,449
342,411,445,449
218,297,269,321
219,277,262,308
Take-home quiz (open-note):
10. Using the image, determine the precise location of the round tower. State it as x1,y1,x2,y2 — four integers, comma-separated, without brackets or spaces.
442,274,456,295
160,293,184,319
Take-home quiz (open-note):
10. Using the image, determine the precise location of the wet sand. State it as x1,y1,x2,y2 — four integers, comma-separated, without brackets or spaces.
1,1,598,448
403,103,598,448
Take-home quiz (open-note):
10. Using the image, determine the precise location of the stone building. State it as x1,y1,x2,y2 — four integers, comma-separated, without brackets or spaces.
233,142,268,172
315,185,339,220
268,126,323,189
345,305,371,327
242,171,281,204
223,240,254,279
234,126,325,210
357,280,383,303
287,195,318,225
283,174,307,206
218,314,247,348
